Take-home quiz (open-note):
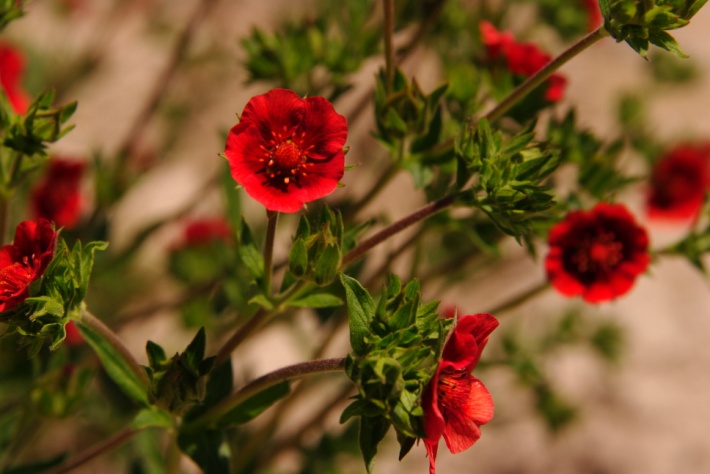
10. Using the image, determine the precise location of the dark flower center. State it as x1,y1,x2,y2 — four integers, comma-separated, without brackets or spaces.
257,134,314,192
570,230,623,275
437,368,471,411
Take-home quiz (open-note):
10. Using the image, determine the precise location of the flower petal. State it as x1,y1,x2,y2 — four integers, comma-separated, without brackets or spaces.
299,96,348,161
441,376,494,454
239,88,305,144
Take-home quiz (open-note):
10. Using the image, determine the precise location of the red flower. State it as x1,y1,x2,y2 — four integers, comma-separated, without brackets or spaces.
64,321,84,346
582,0,603,31
224,88,347,213
480,21,567,102
178,218,232,248
545,203,650,303
0,219,57,312
646,143,710,221
0,43,30,114
422,313,499,474
30,158,86,229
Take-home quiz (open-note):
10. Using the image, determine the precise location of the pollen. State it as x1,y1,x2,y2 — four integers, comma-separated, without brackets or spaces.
273,141,305,170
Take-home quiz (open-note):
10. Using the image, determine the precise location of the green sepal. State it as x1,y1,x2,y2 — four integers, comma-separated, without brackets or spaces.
359,416,390,473
314,244,341,286
289,236,309,277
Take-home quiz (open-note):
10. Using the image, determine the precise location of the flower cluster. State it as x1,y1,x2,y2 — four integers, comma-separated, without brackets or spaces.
545,203,650,303
30,158,86,229
480,21,567,102
646,143,710,222
224,88,347,213
176,218,232,248
0,219,57,313
422,313,499,474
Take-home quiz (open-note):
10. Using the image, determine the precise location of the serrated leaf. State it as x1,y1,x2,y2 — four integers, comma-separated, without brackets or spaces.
340,274,375,357
76,319,148,406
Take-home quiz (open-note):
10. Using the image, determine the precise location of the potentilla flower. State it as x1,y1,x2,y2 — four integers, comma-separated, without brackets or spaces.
422,313,499,474
64,321,84,346
179,218,232,248
582,0,603,31
0,42,30,114
480,21,567,102
545,203,650,303
0,219,57,312
224,88,347,213
30,158,86,229
646,143,710,221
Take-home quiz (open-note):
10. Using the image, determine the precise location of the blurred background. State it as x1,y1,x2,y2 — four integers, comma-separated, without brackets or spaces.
2,0,710,472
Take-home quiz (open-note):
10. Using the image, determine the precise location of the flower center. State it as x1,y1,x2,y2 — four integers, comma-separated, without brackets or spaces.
437,368,472,410
273,141,304,170
571,231,623,274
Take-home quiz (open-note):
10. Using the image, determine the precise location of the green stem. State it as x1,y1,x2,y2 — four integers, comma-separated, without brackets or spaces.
262,210,279,295
79,309,150,388
45,427,138,474
487,281,550,315
484,26,607,123
341,194,455,268
188,357,347,429
383,0,395,93
0,196,8,246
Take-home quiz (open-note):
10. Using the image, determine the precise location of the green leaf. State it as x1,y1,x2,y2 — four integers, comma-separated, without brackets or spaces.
359,416,390,473
76,320,149,406
340,274,375,357
289,292,343,308
219,381,290,426
132,407,174,430
238,219,263,279
184,327,206,368
177,429,230,474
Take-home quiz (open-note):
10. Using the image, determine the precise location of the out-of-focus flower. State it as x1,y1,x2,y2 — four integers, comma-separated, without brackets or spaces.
422,313,499,474
545,203,650,303
0,219,57,312
177,218,232,248
480,21,567,102
224,88,347,213
30,158,86,229
582,0,603,31
646,143,710,221
0,42,30,114
64,321,84,346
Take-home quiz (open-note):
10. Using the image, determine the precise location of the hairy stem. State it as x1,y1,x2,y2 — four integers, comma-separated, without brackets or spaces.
189,357,347,428
484,26,607,123
383,0,395,93
487,281,550,315
79,309,150,388
263,210,279,295
341,194,455,268
45,427,138,474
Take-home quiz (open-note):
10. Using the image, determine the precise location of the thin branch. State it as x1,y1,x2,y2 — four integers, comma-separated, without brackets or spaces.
45,427,138,474
341,194,455,268
116,0,217,161
486,281,550,315
262,210,279,295
188,357,347,428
